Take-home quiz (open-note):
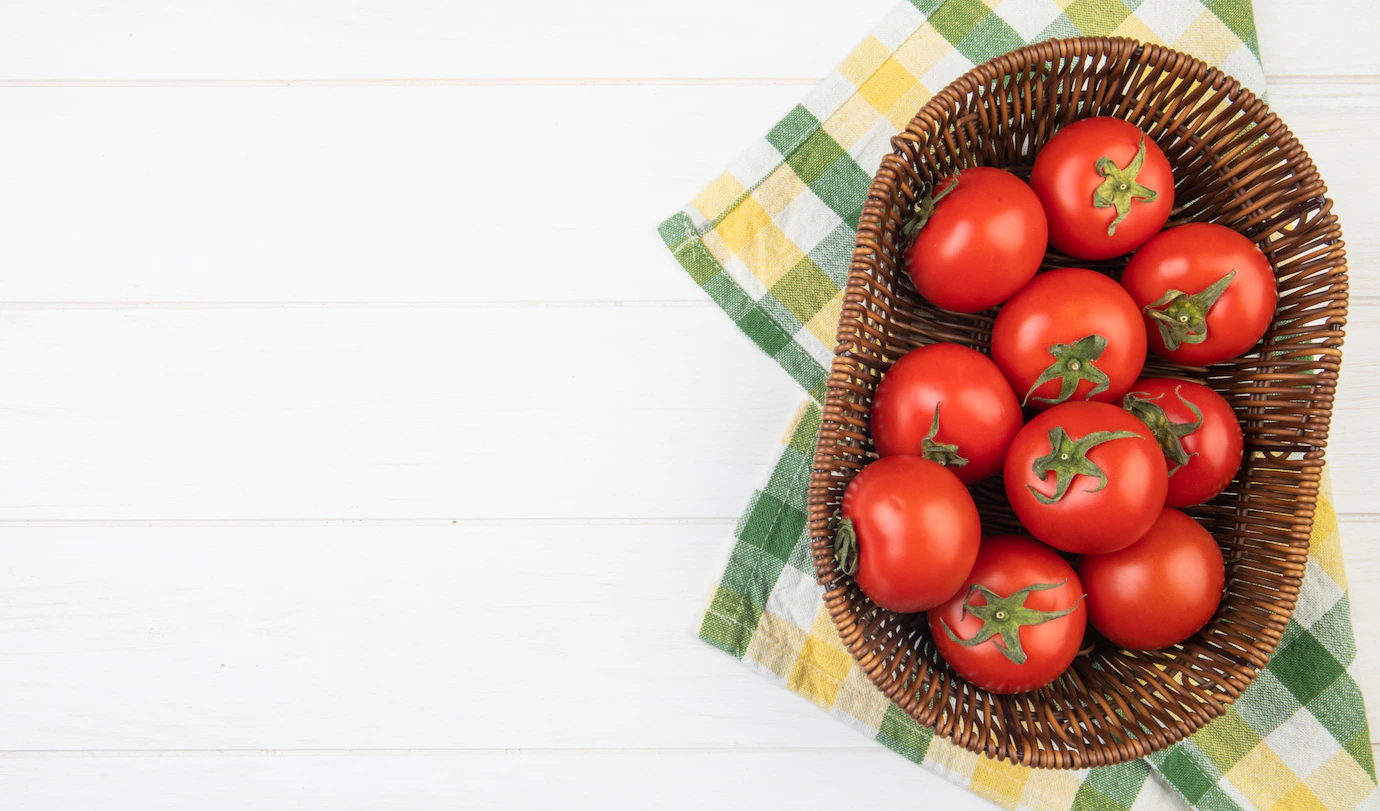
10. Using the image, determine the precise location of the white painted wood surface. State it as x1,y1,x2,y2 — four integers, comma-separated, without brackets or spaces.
0,3,1374,809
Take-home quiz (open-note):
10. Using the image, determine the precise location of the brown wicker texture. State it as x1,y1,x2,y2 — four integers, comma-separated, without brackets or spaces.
809,37,1347,769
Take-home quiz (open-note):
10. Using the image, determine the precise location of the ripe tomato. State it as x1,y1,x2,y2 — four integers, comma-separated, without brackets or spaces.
1120,223,1278,365
1004,401,1167,554
871,343,1023,485
990,268,1146,411
1122,378,1244,507
902,167,1048,313
1078,507,1225,650
1030,117,1174,260
838,456,981,613
928,535,1086,694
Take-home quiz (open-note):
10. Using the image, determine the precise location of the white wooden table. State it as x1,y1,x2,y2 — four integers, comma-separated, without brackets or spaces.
0,2,1374,808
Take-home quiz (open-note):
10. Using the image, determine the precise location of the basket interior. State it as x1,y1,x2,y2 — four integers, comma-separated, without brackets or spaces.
807,38,1348,768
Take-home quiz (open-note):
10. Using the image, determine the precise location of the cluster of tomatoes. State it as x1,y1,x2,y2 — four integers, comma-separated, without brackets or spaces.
835,118,1278,694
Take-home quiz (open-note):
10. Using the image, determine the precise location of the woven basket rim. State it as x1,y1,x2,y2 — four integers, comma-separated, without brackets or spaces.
807,36,1347,769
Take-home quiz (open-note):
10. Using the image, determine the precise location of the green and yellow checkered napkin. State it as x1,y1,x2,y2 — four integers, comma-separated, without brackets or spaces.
657,2,1379,809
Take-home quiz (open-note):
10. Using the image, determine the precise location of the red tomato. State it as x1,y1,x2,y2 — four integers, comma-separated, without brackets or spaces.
871,343,1023,485
902,167,1048,313
928,535,1086,694
1120,223,1278,365
1122,378,1244,507
1078,507,1225,650
990,268,1146,411
1030,117,1174,260
1004,401,1167,554
838,456,981,613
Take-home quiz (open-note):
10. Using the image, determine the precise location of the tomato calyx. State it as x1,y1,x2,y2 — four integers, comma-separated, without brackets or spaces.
920,402,969,469
937,580,1084,665
1022,334,1111,406
1123,386,1203,475
1143,269,1237,350
900,171,961,241
834,515,859,577
1027,427,1142,505
1092,136,1159,237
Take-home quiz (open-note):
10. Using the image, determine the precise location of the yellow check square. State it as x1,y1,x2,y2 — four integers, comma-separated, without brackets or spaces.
1229,744,1303,810
737,221,805,288
971,757,1030,808
715,196,774,255
1173,10,1240,67
691,171,745,222
837,36,892,86
858,57,920,118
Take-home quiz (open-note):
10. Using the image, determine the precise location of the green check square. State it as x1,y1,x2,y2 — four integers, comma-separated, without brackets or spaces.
757,292,806,339
720,537,785,609
877,704,933,764
1037,13,1084,40
954,13,1025,65
766,105,823,157
1203,0,1260,54
813,157,873,226
927,0,989,45
700,609,752,658
737,490,807,561
1192,709,1260,773
1270,630,1347,705
788,405,822,455
1063,0,1133,35
1072,762,1149,811
786,129,848,186
702,272,753,320
1192,786,1246,811
774,256,839,325
1234,669,1302,736
659,213,723,286
808,222,858,288
1159,748,1215,804
736,306,793,356
1307,673,1371,750
700,585,764,658
1349,727,1377,779
773,343,828,400
1310,596,1357,665
764,447,812,508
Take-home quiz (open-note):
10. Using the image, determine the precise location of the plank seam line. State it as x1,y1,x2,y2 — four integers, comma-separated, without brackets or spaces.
0,517,742,528
0,73,1370,88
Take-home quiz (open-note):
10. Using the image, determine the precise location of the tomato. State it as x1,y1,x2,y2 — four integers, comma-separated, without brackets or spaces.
1078,507,1225,650
902,167,1048,313
871,343,1023,485
1004,401,1167,554
928,535,1086,694
990,268,1146,411
1030,117,1174,260
837,456,981,613
1120,223,1278,365
1122,378,1244,507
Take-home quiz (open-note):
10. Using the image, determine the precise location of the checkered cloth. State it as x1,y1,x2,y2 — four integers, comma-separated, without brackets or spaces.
657,2,1379,810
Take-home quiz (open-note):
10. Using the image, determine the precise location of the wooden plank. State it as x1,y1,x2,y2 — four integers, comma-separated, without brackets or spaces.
0,85,804,303
0,749,987,810
0,82,1373,304
0,305,805,521
0,519,1376,756
0,301,1372,519
0,523,868,751
0,0,1369,82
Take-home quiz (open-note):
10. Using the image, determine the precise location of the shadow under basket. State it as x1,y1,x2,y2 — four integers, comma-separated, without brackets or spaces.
807,37,1347,769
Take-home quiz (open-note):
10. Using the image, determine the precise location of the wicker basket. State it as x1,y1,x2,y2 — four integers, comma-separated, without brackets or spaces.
809,37,1347,768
